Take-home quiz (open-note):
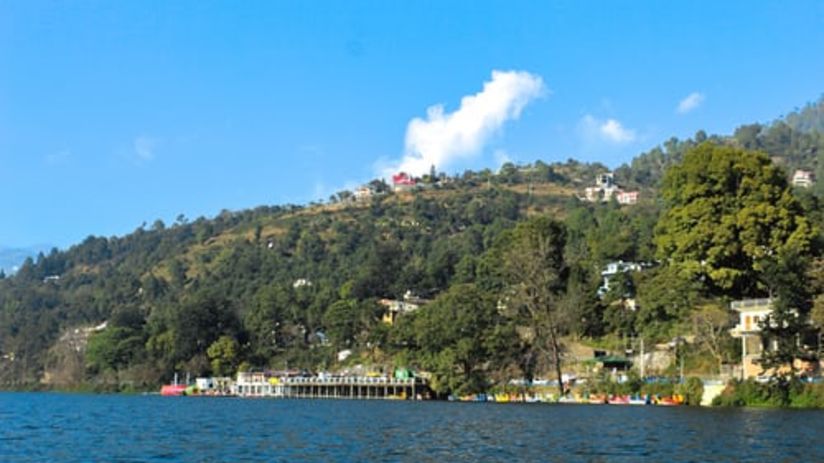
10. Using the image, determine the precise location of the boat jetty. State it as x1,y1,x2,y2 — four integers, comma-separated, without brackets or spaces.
161,369,430,400
236,371,427,399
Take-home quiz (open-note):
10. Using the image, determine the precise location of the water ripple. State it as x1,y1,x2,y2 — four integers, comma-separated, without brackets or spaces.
1,393,823,462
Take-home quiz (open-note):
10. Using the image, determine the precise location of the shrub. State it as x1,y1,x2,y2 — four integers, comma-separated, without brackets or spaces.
710,378,824,408
789,383,824,408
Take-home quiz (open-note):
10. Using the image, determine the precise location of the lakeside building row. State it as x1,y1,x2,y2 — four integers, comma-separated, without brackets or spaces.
166,370,429,400
234,371,427,400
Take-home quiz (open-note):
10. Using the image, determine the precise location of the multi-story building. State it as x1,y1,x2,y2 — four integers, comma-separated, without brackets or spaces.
729,298,773,380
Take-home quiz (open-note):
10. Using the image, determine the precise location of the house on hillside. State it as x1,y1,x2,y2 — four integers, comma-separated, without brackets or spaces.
353,185,377,202
792,170,814,188
583,172,639,205
392,172,417,192
584,173,619,202
597,261,645,298
380,290,429,325
616,191,639,205
729,298,817,380
293,278,312,289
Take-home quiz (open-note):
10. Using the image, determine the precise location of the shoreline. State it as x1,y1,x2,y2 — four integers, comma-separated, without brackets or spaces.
3,387,824,410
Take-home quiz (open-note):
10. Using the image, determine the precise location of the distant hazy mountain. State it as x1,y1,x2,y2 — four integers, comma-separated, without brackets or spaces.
0,245,53,274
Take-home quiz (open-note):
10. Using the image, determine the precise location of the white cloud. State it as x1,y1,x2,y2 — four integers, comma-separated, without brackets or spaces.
384,70,545,177
133,136,158,161
579,115,636,144
677,92,705,114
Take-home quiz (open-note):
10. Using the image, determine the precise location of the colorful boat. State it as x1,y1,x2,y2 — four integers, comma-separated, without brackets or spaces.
160,384,187,396
654,394,684,406
628,394,649,405
494,393,511,403
608,394,630,405
588,394,607,404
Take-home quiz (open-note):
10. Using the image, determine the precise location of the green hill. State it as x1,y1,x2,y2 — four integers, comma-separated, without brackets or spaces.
2,98,824,393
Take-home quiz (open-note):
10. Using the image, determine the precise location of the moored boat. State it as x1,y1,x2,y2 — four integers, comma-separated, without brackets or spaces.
654,394,684,406
628,394,649,405
608,394,630,405
588,394,607,404
160,384,187,396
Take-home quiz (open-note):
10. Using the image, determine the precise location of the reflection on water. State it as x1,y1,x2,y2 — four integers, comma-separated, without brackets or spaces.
0,393,821,462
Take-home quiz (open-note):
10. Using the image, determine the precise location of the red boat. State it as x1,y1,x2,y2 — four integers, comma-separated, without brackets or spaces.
160,384,187,396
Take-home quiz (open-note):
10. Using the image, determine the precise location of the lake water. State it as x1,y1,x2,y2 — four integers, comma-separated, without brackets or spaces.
1,393,822,462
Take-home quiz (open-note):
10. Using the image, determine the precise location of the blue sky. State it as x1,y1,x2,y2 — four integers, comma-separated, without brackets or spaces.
1,1,823,248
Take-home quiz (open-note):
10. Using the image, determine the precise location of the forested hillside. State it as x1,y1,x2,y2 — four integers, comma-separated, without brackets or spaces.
2,97,824,393
615,95,824,190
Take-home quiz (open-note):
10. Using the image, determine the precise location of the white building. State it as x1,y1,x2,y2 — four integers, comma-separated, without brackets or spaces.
792,170,814,188
583,173,638,205
293,278,313,289
584,173,619,202
195,377,233,395
235,371,285,397
616,191,639,205
353,185,376,201
729,298,774,380
597,261,645,297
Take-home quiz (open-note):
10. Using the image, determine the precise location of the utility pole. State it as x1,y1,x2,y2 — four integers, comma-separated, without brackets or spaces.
640,337,645,379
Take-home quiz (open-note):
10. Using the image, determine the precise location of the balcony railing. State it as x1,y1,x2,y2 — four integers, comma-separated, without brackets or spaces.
730,298,772,310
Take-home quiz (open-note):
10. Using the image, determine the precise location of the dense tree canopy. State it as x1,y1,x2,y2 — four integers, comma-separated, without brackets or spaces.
404,284,513,396
655,143,815,298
